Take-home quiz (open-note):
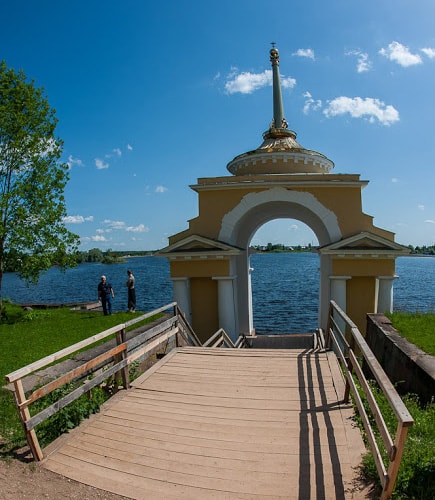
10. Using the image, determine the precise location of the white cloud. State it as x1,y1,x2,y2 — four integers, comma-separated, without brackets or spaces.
424,219,435,224
101,146,128,160
225,68,272,94
224,68,296,94
292,48,315,60
66,155,83,169
346,50,371,73
418,204,425,211
379,41,422,67
303,91,322,114
391,178,399,183
92,234,107,242
101,219,149,234
103,219,126,230
281,76,297,89
95,158,109,169
155,185,168,193
63,215,94,224
323,96,399,126
421,47,435,59
125,224,149,233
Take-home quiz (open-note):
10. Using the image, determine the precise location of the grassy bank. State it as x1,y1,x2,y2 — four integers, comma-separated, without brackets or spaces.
388,312,435,355
360,311,435,498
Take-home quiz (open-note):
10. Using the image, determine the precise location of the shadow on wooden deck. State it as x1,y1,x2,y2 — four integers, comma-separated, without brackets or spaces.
41,347,372,499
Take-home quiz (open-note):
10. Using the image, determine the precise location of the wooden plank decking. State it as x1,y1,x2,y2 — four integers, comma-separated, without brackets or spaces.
42,347,366,499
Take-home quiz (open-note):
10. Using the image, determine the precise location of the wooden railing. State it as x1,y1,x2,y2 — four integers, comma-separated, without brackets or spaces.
174,304,202,347
203,328,250,348
5,302,197,462
325,300,414,500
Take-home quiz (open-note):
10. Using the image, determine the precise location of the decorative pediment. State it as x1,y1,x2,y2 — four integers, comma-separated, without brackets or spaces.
318,232,410,258
157,235,243,260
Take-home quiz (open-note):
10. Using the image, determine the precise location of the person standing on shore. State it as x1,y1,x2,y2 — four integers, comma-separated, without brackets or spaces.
98,275,114,315
126,269,136,312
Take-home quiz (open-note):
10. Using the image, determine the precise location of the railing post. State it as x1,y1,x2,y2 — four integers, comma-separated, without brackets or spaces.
325,302,333,349
174,305,180,348
381,422,410,500
115,327,129,390
343,345,352,403
13,379,43,461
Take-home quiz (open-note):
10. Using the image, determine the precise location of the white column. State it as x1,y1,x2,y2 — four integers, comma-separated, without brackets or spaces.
329,276,351,312
248,266,254,334
319,254,332,331
171,278,191,323
213,276,237,341
329,276,351,336
377,276,397,314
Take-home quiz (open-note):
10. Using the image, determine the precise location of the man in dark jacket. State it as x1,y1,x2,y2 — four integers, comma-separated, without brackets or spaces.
98,275,115,315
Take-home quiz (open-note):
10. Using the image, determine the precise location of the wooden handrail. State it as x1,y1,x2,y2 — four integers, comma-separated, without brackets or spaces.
5,323,125,384
174,304,202,346
18,343,127,410
234,334,251,348
5,302,178,385
4,302,192,462
326,300,413,499
203,328,236,348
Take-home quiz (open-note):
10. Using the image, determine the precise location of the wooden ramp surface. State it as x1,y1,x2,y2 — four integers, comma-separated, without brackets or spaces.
43,347,366,499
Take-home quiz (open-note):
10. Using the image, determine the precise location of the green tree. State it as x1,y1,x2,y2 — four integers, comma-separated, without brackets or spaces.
87,248,104,262
0,61,79,308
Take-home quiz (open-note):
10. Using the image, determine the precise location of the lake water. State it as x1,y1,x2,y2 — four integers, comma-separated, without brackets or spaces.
2,254,434,333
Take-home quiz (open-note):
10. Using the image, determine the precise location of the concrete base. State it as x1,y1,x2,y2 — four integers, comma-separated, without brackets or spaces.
247,334,314,349
366,314,435,405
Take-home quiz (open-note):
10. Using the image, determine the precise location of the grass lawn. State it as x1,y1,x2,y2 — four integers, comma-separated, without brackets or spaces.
388,312,435,355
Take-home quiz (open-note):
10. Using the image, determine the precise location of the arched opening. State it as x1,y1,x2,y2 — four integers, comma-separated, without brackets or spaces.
249,219,320,334
219,188,340,336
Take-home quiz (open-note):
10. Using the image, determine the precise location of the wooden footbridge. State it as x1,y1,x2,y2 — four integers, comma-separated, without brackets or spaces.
5,303,413,499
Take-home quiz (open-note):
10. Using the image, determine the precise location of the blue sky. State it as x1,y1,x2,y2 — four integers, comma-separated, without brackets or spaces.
2,0,435,250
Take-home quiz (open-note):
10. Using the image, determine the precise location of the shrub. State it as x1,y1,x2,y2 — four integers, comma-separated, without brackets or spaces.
31,381,108,448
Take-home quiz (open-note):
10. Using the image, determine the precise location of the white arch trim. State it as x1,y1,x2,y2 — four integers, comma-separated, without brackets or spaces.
218,187,342,245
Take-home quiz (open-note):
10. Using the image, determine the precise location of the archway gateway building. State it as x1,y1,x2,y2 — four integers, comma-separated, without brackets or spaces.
159,46,409,342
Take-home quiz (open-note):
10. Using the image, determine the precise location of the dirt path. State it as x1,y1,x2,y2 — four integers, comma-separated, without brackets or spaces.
0,454,127,499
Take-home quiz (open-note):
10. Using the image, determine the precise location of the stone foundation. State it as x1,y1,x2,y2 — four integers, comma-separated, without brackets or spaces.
365,314,435,405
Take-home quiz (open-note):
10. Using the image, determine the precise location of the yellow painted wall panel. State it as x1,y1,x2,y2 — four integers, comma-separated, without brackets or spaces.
190,277,218,342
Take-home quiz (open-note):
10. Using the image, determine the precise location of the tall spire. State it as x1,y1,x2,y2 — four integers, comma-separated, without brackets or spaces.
226,45,334,176
263,44,296,141
270,43,287,130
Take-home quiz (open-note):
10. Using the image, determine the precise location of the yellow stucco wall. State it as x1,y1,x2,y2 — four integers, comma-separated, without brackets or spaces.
170,259,230,278
169,175,394,244
332,258,395,277
190,277,218,341
347,276,377,335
